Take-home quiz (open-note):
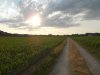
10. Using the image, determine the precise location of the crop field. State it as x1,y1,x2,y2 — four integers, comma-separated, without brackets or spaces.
0,36,66,75
73,36,100,60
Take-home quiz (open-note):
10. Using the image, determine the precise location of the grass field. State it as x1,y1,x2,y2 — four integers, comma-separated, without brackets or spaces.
0,36,66,75
73,36,100,61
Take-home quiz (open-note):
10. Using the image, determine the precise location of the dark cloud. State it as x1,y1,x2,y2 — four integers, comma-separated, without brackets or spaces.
42,12,79,27
44,0,100,20
0,0,100,29
0,19,28,29
42,0,100,28
0,19,22,23
18,0,38,18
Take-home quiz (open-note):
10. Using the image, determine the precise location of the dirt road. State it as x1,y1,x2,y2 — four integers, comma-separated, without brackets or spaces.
49,38,100,75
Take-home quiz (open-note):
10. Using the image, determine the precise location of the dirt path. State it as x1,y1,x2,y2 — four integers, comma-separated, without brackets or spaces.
49,43,71,75
71,38,100,75
50,38,100,75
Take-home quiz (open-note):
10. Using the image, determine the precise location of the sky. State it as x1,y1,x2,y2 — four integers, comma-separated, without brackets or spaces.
0,0,100,35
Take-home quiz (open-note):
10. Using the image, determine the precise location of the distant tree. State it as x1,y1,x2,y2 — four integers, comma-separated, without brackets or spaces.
48,34,52,36
0,30,30,37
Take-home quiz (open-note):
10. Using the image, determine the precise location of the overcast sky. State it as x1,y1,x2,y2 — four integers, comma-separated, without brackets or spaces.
0,0,100,35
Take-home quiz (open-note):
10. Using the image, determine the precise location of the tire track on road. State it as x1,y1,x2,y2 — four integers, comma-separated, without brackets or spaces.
49,42,71,75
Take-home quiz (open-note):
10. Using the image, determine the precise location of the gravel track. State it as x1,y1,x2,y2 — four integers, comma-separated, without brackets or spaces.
49,42,71,75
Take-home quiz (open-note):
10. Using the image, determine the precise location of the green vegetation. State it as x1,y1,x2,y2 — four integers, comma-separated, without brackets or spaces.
0,36,66,75
73,36,100,60
33,40,66,75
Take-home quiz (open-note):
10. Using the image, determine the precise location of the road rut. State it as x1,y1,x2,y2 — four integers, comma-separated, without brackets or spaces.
72,39,100,75
49,43,71,75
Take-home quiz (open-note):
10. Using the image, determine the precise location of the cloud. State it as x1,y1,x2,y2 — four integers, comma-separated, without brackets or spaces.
0,0,100,30
42,0,100,28
44,0,100,20
42,11,79,27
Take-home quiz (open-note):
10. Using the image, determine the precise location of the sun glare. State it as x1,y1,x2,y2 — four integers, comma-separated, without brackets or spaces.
26,14,41,27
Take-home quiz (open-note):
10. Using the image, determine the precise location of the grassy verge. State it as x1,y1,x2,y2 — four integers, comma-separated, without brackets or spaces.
32,40,66,75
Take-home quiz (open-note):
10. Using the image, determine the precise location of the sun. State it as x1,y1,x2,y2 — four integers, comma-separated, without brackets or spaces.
26,14,41,27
